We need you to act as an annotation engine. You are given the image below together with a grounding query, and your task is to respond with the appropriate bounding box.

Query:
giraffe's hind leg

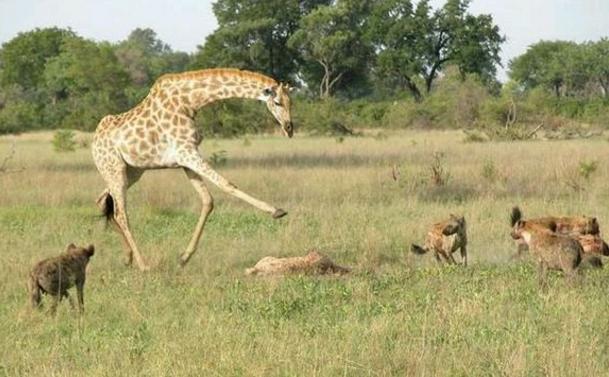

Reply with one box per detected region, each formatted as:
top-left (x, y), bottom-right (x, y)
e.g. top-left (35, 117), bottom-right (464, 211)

top-left (97, 168), bottom-right (144, 267)
top-left (97, 162), bottom-right (149, 271)
top-left (179, 168), bottom-right (214, 266)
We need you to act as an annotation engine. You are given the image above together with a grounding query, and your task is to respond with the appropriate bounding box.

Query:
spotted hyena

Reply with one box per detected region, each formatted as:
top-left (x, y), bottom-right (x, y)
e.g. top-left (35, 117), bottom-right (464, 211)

top-left (510, 206), bottom-right (606, 265)
top-left (410, 214), bottom-right (467, 266)
top-left (27, 243), bottom-right (95, 314)
top-left (511, 220), bottom-right (581, 288)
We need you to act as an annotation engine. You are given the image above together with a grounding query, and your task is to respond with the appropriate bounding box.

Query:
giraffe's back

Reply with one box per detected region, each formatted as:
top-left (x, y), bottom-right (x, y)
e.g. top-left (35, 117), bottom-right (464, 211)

top-left (92, 101), bottom-right (199, 170)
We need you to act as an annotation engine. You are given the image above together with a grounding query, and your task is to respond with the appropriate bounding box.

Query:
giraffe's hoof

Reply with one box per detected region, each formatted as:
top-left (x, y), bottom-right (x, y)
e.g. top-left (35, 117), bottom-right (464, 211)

top-left (178, 257), bottom-right (189, 268)
top-left (136, 263), bottom-right (151, 272)
top-left (272, 209), bottom-right (287, 219)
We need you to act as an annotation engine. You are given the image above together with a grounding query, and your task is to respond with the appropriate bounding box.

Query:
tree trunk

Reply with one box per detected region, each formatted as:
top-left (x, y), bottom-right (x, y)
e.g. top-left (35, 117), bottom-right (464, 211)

top-left (319, 60), bottom-right (333, 99)
top-left (599, 78), bottom-right (608, 98)
top-left (404, 76), bottom-right (423, 102)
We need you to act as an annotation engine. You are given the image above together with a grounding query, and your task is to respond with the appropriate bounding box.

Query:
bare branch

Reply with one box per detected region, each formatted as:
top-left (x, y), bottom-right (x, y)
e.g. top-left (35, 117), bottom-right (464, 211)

top-left (526, 122), bottom-right (544, 139)
top-left (0, 142), bottom-right (24, 174)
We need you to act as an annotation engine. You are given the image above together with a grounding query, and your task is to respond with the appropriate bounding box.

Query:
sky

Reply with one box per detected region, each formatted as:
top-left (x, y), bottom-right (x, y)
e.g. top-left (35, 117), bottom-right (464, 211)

top-left (1, 0), bottom-right (608, 82)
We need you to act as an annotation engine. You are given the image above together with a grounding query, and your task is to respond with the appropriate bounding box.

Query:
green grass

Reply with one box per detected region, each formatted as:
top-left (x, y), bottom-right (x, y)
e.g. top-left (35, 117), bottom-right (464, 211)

top-left (2, 130), bottom-right (609, 375)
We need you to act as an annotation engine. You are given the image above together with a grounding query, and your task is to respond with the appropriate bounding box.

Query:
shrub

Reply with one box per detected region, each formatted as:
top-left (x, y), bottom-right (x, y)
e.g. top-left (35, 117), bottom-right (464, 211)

top-left (52, 129), bottom-right (77, 152)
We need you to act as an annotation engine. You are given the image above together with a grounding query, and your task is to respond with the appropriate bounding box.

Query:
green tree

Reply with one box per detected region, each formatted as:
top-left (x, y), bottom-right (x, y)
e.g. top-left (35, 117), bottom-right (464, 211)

top-left (0, 27), bottom-right (75, 88)
top-left (508, 41), bottom-right (576, 97)
top-left (368, 0), bottom-right (503, 102)
top-left (192, 0), bottom-right (330, 81)
top-left (115, 28), bottom-right (189, 86)
top-left (288, 0), bottom-right (372, 98)
top-left (43, 37), bottom-right (130, 129)
top-left (587, 39), bottom-right (609, 97)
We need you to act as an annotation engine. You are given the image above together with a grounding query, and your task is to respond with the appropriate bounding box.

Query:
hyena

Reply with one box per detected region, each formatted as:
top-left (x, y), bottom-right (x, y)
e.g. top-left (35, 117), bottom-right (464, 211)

top-left (411, 214), bottom-right (467, 266)
top-left (27, 243), bottom-right (95, 314)
top-left (245, 250), bottom-right (351, 276)
top-left (510, 220), bottom-right (582, 288)
top-left (510, 206), bottom-right (607, 264)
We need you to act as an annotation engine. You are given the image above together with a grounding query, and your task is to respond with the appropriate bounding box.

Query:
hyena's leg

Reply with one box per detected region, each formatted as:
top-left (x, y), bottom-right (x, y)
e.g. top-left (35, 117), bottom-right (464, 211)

top-left (565, 267), bottom-right (579, 287)
top-left (63, 291), bottom-right (75, 310)
top-left (27, 275), bottom-right (42, 309)
top-left (176, 149), bottom-right (286, 219)
top-left (49, 293), bottom-right (61, 315)
top-left (433, 250), bottom-right (443, 264)
top-left (437, 249), bottom-right (456, 264)
top-left (537, 262), bottom-right (548, 291)
top-left (76, 282), bottom-right (85, 313)
top-left (445, 251), bottom-right (458, 265)
top-left (460, 245), bottom-right (468, 267)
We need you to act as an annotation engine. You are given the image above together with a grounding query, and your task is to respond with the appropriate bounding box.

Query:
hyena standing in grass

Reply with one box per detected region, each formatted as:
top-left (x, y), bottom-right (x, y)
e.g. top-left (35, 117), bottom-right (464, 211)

top-left (27, 244), bottom-right (95, 314)
top-left (411, 214), bottom-right (467, 266)
top-left (510, 220), bottom-right (582, 288)
top-left (510, 206), bottom-right (608, 266)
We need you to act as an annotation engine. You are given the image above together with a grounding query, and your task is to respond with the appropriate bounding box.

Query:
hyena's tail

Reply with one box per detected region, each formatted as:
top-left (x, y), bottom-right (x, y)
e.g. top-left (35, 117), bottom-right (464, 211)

top-left (27, 273), bottom-right (41, 309)
top-left (410, 244), bottom-right (428, 255)
top-left (510, 206), bottom-right (523, 227)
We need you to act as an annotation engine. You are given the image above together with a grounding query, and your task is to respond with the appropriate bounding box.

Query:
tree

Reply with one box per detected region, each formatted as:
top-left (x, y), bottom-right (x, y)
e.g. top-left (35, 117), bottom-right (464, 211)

top-left (508, 41), bottom-right (577, 97)
top-left (288, 0), bottom-right (372, 98)
top-left (368, 0), bottom-right (504, 101)
top-left (192, 0), bottom-right (330, 81)
top-left (0, 27), bottom-right (76, 88)
top-left (115, 28), bottom-right (189, 87)
top-left (587, 39), bottom-right (609, 97)
top-left (43, 38), bottom-right (130, 129)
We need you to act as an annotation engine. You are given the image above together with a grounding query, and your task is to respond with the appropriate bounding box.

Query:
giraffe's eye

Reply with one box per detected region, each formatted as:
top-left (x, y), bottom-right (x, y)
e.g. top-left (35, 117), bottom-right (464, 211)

top-left (274, 100), bottom-right (282, 107)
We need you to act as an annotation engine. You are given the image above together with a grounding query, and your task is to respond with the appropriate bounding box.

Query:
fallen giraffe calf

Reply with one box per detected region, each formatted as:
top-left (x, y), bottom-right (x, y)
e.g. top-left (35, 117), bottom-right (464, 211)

top-left (245, 250), bottom-right (351, 276)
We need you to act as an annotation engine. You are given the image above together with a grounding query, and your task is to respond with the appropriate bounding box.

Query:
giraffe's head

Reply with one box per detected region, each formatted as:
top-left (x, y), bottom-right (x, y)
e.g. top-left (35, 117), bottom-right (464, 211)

top-left (261, 83), bottom-right (293, 138)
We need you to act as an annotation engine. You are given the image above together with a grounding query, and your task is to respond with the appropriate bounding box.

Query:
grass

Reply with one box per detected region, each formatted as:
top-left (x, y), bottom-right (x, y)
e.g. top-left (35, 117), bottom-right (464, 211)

top-left (2, 130), bottom-right (609, 375)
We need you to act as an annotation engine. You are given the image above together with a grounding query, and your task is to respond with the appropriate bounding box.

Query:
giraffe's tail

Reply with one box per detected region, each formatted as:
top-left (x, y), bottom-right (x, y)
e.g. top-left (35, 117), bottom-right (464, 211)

top-left (99, 192), bottom-right (115, 223)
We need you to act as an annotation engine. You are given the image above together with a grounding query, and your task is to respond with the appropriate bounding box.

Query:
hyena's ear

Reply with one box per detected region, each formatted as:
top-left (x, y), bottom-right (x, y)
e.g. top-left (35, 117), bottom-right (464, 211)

top-left (66, 243), bottom-right (77, 252)
top-left (591, 217), bottom-right (600, 233)
top-left (548, 221), bottom-right (558, 233)
top-left (86, 245), bottom-right (95, 257)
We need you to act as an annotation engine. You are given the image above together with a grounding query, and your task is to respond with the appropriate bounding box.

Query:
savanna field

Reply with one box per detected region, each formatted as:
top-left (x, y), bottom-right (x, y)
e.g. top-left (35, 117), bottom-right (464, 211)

top-left (3, 130), bottom-right (609, 376)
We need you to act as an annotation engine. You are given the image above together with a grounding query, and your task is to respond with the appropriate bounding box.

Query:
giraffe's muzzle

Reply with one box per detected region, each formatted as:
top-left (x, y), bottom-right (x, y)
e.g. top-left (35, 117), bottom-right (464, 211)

top-left (283, 122), bottom-right (294, 138)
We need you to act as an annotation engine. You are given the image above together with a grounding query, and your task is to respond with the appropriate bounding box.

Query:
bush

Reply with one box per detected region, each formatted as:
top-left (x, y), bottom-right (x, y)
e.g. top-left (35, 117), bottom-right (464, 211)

top-left (52, 129), bottom-right (77, 152)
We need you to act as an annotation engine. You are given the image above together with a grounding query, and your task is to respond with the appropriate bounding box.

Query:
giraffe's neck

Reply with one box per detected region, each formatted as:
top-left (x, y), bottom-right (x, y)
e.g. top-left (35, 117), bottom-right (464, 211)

top-left (149, 69), bottom-right (276, 117)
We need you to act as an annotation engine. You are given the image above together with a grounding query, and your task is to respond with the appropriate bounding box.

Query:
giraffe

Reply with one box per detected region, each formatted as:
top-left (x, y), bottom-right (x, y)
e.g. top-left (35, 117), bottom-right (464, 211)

top-left (91, 68), bottom-right (294, 271)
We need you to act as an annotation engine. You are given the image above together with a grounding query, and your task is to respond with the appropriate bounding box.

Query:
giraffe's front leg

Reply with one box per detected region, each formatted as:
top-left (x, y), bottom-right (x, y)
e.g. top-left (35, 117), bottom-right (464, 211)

top-left (177, 150), bottom-right (287, 219)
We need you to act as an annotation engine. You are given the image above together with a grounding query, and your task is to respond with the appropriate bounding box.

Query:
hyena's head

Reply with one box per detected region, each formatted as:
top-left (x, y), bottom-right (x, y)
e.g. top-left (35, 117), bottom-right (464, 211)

top-left (510, 220), bottom-right (552, 243)
top-left (443, 215), bottom-right (466, 236)
top-left (558, 216), bottom-right (600, 236)
top-left (576, 234), bottom-right (609, 256)
top-left (66, 243), bottom-right (95, 259)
